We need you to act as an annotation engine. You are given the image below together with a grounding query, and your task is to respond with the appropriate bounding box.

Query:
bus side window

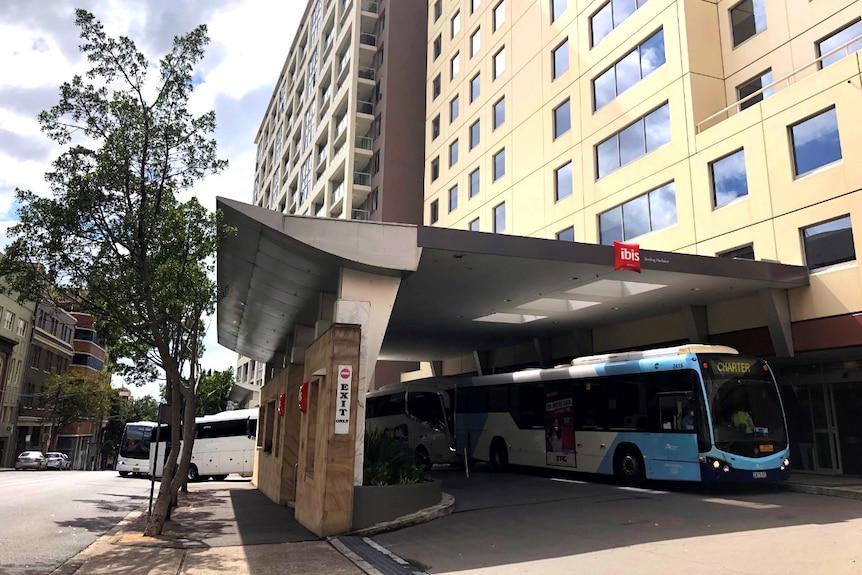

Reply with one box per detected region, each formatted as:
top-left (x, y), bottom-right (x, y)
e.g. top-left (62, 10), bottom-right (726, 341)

top-left (512, 383), bottom-right (543, 428)
top-left (407, 391), bottom-right (442, 425)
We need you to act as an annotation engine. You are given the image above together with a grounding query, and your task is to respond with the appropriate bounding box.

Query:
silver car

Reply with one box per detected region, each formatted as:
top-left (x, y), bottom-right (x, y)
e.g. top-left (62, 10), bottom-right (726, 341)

top-left (46, 452), bottom-right (70, 470)
top-left (15, 451), bottom-right (48, 470)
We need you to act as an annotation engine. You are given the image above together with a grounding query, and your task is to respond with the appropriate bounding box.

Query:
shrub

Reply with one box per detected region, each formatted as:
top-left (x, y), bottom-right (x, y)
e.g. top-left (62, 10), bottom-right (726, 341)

top-left (363, 427), bottom-right (427, 486)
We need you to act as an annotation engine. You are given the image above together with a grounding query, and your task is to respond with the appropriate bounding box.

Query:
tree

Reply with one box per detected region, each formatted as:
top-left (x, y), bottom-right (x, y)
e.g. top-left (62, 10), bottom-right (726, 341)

top-left (43, 371), bottom-right (113, 450)
top-left (196, 368), bottom-right (235, 416)
top-left (0, 10), bottom-right (227, 536)
top-left (102, 393), bottom-right (160, 466)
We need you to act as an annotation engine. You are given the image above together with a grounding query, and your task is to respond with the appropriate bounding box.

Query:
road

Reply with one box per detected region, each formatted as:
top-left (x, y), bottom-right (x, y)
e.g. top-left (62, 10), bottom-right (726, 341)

top-left (0, 469), bottom-right (153, 575)
top-left (370, 467), bottom-right (862, 574)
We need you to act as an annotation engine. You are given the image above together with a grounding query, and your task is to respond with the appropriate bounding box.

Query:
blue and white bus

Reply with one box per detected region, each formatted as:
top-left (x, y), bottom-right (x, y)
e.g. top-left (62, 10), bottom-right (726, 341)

top-left (455, 344), bottom-right (791, 483)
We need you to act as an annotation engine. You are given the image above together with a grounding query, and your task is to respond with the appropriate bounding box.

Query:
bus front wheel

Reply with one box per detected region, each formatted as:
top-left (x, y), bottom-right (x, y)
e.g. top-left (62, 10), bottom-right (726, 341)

top-left (415, 446), bottom-right (431, 470)
top-left (187, 464), bottom-right (200, 483)
top-left (614, 445), bottom-right (645, 485)
top-left (118, 471), bottom-right (129, 477)
top-left (489, 438), bottom-right (509, 472)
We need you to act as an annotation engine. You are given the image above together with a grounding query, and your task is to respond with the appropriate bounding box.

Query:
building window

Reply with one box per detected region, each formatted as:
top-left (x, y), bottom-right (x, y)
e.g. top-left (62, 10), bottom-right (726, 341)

top-left (432, 74), bottom-right (441, 99)
top-left (432, 115), bottom-right (440, 140)
top-left (450, 95), bottom-right (460, 122)
top-left (470, 217), bottom-right (481, 231)
top-left (556, 226), bottom-right (575, 241)
top-left (710, 149), bottom-right (748, 209)
top-left (730, 0), bottom-right (767, 48)
top-left (790, 107), bottom-right (841, 177)
top-left (493, 97), bottom-right (505, 129)
top-left (596, 102), bottom-right (670, 179)
top-left (493, 148), bottom-right (505, 180)
top-left (451, 52), bottom-right (461, 79)
top-left (449, 185), bottom-right (459, 212)
top-left (817, 20), bottom-right (862, 69)
top-left (433, 34), bottom-right (442, 60)
top-left (3, 310), bottom-right (13, 331)
top-left (449, 139), bottom-right (459, 166)
top-left (736, 69), bottom-right (773, 111)
top-left (472, 0), bottom-right (481, 14)
top-left (15, 318), bottom-right (26, 337)
top-left (470, 168), bottom-right (481, 197)
top-left (719, 244), bottom-right (755, 260)
top-left (430, 199), bottom-right (439, 224)
top-left (591, 0), bottom-right (649, 47)
top-left (493, 0), bottom-right (505, 31)
top-left (553, 99), bottom-right (571, 139)
top-left (452, 10), bottom-right (461, 38)
top-left (552, 39), bottom-right (569, 80)
top-left (803, 215), bottom-right (855, 270)
top-left (434, 0), bottom-right (442, 21)
top-left (493, 47), bottom-right (506, 79)
top-left (431, 156), bottom-right (440, 181)
top-left (552, 0), bottom-right (567, 22)
top-left (471, 28), bottom-right (481, 58)
top-left (470, 73), bottom-right (481, 102)
top-left (494, 202), bottom-right (506, 233)
top-left (554, 161), bottom-right (573, 201)
top-left (470, 120), bottom-right (481, 149)
top-left (599, 181), bottom-right (677, 245)
top-left (592, 29), bottom-right (665, 111)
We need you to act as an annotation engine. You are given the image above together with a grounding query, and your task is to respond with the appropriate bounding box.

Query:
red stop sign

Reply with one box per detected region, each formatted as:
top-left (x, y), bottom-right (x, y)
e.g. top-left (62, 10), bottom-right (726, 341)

top-left (340, 367), bottom-right (351, 379)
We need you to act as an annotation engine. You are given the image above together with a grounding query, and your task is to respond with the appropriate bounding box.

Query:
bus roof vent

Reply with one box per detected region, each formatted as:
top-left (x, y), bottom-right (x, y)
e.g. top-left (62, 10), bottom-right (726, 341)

top-left (570, 344), bottom-right (739, 366)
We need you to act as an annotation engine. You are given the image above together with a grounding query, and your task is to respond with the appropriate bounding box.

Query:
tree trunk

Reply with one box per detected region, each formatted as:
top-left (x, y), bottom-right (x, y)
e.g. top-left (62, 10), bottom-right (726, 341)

top-left (144, 486), bottom-right (173, 536)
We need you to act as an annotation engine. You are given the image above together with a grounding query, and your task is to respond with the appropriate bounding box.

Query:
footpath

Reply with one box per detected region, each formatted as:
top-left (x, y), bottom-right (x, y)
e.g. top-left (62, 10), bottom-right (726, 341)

top-left (3, 468), bottom-right (862, 575)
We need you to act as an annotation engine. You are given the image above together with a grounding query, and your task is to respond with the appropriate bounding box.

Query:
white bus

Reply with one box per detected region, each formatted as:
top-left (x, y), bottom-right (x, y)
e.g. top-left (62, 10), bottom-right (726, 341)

top-left (187, 408), bottom-right (258, 482)
top-left (116, 421), bottom-right (157, 477)
top-left (366, 379), bottom-right (459, 468)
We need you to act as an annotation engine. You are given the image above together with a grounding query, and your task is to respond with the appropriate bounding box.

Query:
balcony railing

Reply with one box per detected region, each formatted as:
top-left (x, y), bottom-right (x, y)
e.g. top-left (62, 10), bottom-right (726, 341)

top-left (358, 66), bottom-right (375, 81)
top-left (361, 0), bottom-right (379, 14)
top-left (336, 116), bottom-right (348, 138)
top-left (339, 49), bottom-right (352, 74)
top-left (696, 34), bottom-right (862, 134)
top-left (318, 146), bottom-right (329, 165)
top-left (315, 204), bottom-right (326, 217)
top-left (359, 33), bottom-right (377, 47)
top-left (352, 209), bottom-right (371, 220)
top-left (332, 182), bottom-right (345, 204)
top-left (354, 171), bottom-right (372, 186)
top-left (355, 136), bottom-right (373, 150)
top-left (357, 100), bottom-right (374, 115)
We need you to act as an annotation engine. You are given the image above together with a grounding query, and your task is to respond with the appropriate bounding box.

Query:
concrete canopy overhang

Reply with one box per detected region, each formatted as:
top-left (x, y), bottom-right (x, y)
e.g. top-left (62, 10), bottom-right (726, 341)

top-left (217, 198), bottom-right (810, 364)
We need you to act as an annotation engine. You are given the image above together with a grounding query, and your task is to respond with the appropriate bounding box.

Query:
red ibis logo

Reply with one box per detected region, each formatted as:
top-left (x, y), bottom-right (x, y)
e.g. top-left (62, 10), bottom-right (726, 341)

top-left (614, 241), bottom-right (641, 273)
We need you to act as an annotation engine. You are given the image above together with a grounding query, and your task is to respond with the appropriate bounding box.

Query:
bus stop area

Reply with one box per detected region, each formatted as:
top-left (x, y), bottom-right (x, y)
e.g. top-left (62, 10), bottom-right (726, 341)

top-left (14, 468), bottom-right (862, 575)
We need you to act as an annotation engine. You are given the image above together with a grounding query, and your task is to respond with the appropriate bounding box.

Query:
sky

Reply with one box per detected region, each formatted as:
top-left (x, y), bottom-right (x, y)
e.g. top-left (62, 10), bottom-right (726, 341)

top-left (0, 0), bottom-right (304, 399)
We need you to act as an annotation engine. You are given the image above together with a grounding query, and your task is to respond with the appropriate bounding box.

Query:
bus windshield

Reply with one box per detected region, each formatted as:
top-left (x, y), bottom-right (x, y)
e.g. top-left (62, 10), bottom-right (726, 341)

top-left (119, 423), bottom-right (154, 459)
top-left (700, 355), bottom-right (788, 457)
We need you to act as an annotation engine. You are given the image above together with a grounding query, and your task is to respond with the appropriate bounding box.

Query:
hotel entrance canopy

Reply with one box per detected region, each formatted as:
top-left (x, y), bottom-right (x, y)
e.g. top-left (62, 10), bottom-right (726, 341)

top-left (216, 198), bottom-right (809, 365)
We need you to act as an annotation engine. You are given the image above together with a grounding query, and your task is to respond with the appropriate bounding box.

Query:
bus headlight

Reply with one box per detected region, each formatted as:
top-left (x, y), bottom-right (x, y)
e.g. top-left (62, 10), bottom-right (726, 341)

top-left (722, 465), bottom-right (731, 473)
top-left (781, 458), bottom-right (790, 471)
top-left (713, 460), bottom-right (720, 469)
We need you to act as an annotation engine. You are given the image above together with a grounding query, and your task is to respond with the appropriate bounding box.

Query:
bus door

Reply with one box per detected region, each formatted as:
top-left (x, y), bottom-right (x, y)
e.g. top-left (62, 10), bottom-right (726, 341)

top-left (643, 388), bottom-right (701, 481)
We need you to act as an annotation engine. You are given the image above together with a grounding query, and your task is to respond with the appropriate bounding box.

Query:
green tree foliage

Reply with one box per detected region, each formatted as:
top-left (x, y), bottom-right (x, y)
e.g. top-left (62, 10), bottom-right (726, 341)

top-left (195, 368), bottom-right (234, 416)
top-left (0, 10), bottom-right (227, 536)
top-left (43, 371), bottom-right (113, 448)
top-left (102, 393), bottom-right (160, 466)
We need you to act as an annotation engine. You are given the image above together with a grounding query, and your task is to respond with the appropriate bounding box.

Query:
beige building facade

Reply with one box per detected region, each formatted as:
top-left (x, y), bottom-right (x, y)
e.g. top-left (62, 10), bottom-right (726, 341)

top-left (423, 0), bottom-right (862, 475)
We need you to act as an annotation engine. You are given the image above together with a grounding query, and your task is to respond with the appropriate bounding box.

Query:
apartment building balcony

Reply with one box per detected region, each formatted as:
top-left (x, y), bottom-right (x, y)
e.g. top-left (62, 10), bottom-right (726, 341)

top-left (355, 135), bottom-right (373, 151)
top-left (331, 180), bottom-right (345, 208)
top-left (354, 171), bottom-right (371, 188)
top-left (356, 100), bottom-right (374, 116)
top-left (352, 209), bottom-right (370, 221)
top-left (319, 85), bottom-right (332, 117)
top-left (360, 0), bottom-right (378, 15)
top-left (359, 33), bottom-right (376, 48)
top-left (696, 33), bottom-right (862, 134)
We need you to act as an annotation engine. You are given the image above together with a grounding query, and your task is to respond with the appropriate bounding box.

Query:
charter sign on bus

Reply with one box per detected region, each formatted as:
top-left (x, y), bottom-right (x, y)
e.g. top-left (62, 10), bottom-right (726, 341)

top-left (613, 241), bottom-right (641, 273)
top-left (335, 365), bottom-right (352, 435)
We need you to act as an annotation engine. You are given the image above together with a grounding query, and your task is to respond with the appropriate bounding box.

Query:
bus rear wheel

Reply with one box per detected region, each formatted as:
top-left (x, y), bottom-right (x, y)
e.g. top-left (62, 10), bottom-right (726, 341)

top-left (614, 446), bottom-right (645, 485)
top-left (187, 464), bottom-right (200, 483)
top-left (489, 438), bottom-right (509, 472)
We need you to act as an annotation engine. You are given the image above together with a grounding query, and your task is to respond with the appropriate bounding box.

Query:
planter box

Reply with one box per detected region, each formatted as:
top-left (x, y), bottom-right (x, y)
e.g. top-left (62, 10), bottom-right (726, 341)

top-left (352, 479), bottom-right (442, 531)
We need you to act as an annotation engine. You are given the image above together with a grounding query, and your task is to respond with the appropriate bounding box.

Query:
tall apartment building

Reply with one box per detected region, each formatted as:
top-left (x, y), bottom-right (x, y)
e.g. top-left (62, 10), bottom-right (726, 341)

top-left (235, 0), bottom-right (428, 401)
top-left (0, 291), bottom-right (35, 467)
top-left (424, 0), bottom-right (862, 475)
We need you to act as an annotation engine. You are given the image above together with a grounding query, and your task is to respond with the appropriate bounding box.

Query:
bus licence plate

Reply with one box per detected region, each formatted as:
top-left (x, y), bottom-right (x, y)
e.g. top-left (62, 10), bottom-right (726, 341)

top-left (132, 467), bottom-right (140, 472)
top-left (760, 444), bottom-right (774, 453)
top-left (753, 471), bottom-right (767, 479)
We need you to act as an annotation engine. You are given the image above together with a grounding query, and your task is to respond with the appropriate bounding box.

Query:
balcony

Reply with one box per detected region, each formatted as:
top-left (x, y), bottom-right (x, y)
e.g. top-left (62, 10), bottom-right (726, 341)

top-left (354, 171), bottom-right (372, 187)
top-left (352, 209), bottom-right (370, 220)
top-left (359, 33), bottom-right (377, 48)
top-left (331, 181), bottom-right (345, 204)
top-left (357, 100), bottom-right (374, 116)
top-left (696, 33), bottom-right (862, 133)
top-left (355, 136), bottom-right (373, 150)
top-left (358, 66), bottom-right (375, 82)
top-left (360, 0), bottom-right (379, 14)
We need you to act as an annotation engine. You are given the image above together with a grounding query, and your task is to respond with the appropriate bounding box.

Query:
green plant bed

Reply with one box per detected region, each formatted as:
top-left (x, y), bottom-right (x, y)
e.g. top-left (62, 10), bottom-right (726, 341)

top-left (362, 427), bottom-right (427, 486)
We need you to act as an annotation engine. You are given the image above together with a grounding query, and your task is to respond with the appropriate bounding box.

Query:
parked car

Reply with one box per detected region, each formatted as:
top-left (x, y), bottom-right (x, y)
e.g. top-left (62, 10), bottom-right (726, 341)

top-left (46, 452), bottom-right (70, 470)
top-left (15, 451), bottom-right (48, 470)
